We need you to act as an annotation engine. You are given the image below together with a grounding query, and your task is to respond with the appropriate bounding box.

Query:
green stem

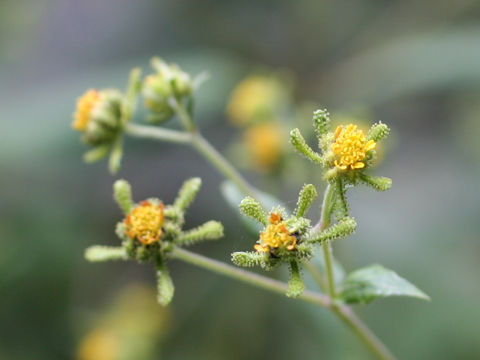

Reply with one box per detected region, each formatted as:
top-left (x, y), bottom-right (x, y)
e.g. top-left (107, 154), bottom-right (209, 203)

top-left (125, 109), bottom-right (394, 360)
top-left (169, 96), bottom-right (196, 131)
top-left (319, 183), bottom-right (337, 298)
top-left (125, 123), bottom-right (192, 144)
top-left (170, 247), bottom-right (331, 308)
top-left (190, 131), bottom-right (257, 199)
top-left (333, 305), bottom-right (396, 360)
top-left (171, 247), bottom-right (395, 360)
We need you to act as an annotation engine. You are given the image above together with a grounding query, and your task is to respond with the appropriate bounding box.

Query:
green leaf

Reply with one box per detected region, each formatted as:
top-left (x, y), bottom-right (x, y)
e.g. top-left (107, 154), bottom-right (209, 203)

top-left (340, 264), bottom-right (430, 304)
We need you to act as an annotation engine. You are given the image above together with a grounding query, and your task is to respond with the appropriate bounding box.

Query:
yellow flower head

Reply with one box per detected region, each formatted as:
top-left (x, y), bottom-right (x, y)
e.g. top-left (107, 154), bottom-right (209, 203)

top-left (227, 76), bottom-right (279, 127)
top-left (76, 327), bottom-right (119, 360)
top-left (254, 212), bottom-right (297, 252)
top-left (72, 89), bottom-right (102, 131)
top-left (244, 123), bottom-right (284, 171)
top-left (124, 201), bottom-right (164, 245)
top-left (331, 124), bottom-right (376, 170)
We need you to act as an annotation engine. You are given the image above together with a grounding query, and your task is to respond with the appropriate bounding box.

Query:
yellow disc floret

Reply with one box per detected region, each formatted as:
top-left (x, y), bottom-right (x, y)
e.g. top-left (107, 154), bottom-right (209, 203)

top-left (254, 212), bottom-right (297, 252)
top-left (124, 201), bottom-right (164, 245)
top-left (331, 124), bottom-right (376, 170)
top-left (72, 89), bottom-right (101, 131)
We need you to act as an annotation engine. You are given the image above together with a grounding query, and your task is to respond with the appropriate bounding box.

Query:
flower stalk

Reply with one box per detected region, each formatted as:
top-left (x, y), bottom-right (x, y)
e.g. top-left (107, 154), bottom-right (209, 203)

top-left (74, 60), bottom-right (416, 360)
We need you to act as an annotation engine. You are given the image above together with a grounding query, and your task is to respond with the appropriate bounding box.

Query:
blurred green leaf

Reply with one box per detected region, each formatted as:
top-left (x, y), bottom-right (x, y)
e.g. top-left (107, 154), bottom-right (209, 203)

top-left (323, 27), bottom-right (480, 105)
top-left (340, 264), bottom-right (430, 304)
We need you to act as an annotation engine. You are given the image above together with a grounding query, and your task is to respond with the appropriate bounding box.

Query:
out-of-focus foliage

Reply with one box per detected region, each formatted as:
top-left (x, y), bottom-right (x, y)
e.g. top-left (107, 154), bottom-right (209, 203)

top-left (76, 284), bottom-right (170, 360)
top-left (2, 0), bottom-right (480, 359)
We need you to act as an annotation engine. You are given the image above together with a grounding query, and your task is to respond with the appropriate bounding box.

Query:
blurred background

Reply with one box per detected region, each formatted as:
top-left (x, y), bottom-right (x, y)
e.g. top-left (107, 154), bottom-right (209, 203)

top-left (1, 0), bottom-right (480, 359)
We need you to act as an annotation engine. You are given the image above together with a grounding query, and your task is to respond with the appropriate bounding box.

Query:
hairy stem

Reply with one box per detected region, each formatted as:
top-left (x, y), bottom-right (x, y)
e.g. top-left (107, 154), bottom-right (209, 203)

top-left (319, 184), bottom-right (337, 298)
top-left (170, 247), bottom-right (330, 308)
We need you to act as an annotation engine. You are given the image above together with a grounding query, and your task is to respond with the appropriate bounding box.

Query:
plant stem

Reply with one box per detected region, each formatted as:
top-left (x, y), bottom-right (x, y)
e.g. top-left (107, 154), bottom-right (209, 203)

top-left (125, 123), bottom-right (192, 144)
top-left (169, 97), bottom-right (196, 131)
top-left (125, 125), bottom-right (257, 199)
top-left (333, 305), bottom-right (396, 360)
top-left (319, 184), bottom-right (337, 298)
top-left (190, 131), bottom-right (257, 199)
top-left (170, 247), bottom-right (331, 308)
top-left (125, 110), bottom-right (395, 360)
top-left (171, 247), bottom-right (395, 360)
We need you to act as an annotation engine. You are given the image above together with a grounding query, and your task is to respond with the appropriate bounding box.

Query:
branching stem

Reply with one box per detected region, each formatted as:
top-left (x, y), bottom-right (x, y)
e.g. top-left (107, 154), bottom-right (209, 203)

top-left (124, 104), bottom-right (395, 360)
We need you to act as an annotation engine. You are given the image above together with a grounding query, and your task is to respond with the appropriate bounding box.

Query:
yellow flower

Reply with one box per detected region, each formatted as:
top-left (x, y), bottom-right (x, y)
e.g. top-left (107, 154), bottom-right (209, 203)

top-left (72, 89), bottom-right (101, 131)
top-left (331, 124), bottom-right (376, 170)
top-left (124, 201), bottom-right (164, 245)
top-left (76, 327), bottom-right (119, 360)
top-left (227, 76), bottom-right (278, 126)
top-left (254, 212), bottom-right (296, 252)
top-left (244, 123), bottom-right (283, 171)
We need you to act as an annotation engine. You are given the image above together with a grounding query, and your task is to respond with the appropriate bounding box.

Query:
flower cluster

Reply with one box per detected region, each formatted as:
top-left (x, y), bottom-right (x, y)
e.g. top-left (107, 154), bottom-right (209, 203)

top-left (85, 178), bottom-right (224, 305)
top-left (290, 109), bottom-right (392, 194)
top-left (72, 58), bottom-right (193, 174)
top-left (231, 182), bottom-right (358, 297)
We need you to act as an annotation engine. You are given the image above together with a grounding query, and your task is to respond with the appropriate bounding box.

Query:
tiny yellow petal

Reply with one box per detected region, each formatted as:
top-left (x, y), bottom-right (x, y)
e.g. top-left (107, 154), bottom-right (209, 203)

top-left (334, 125), bottom-right (342, 139)
top-left (353, 162), bottom-right (365, 169)
top-left (254, 244), bottom-right (269, 252)
top-left (366, 140), bottom-right (376, 151)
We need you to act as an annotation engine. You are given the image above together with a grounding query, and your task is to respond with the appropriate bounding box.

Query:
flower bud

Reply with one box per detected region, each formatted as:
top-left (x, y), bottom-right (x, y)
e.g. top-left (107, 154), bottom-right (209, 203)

top-left (72, 89), bottom-right (124, 146)
top-left (142, 58), bottom-right (193, 123)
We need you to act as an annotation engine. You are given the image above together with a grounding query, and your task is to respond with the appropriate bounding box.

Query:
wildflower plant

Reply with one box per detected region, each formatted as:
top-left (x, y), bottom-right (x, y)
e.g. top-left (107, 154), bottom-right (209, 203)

top-left (85, 178), bottom-right (224, 305)
top-left (75, 57), bottom-right (430, 360)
